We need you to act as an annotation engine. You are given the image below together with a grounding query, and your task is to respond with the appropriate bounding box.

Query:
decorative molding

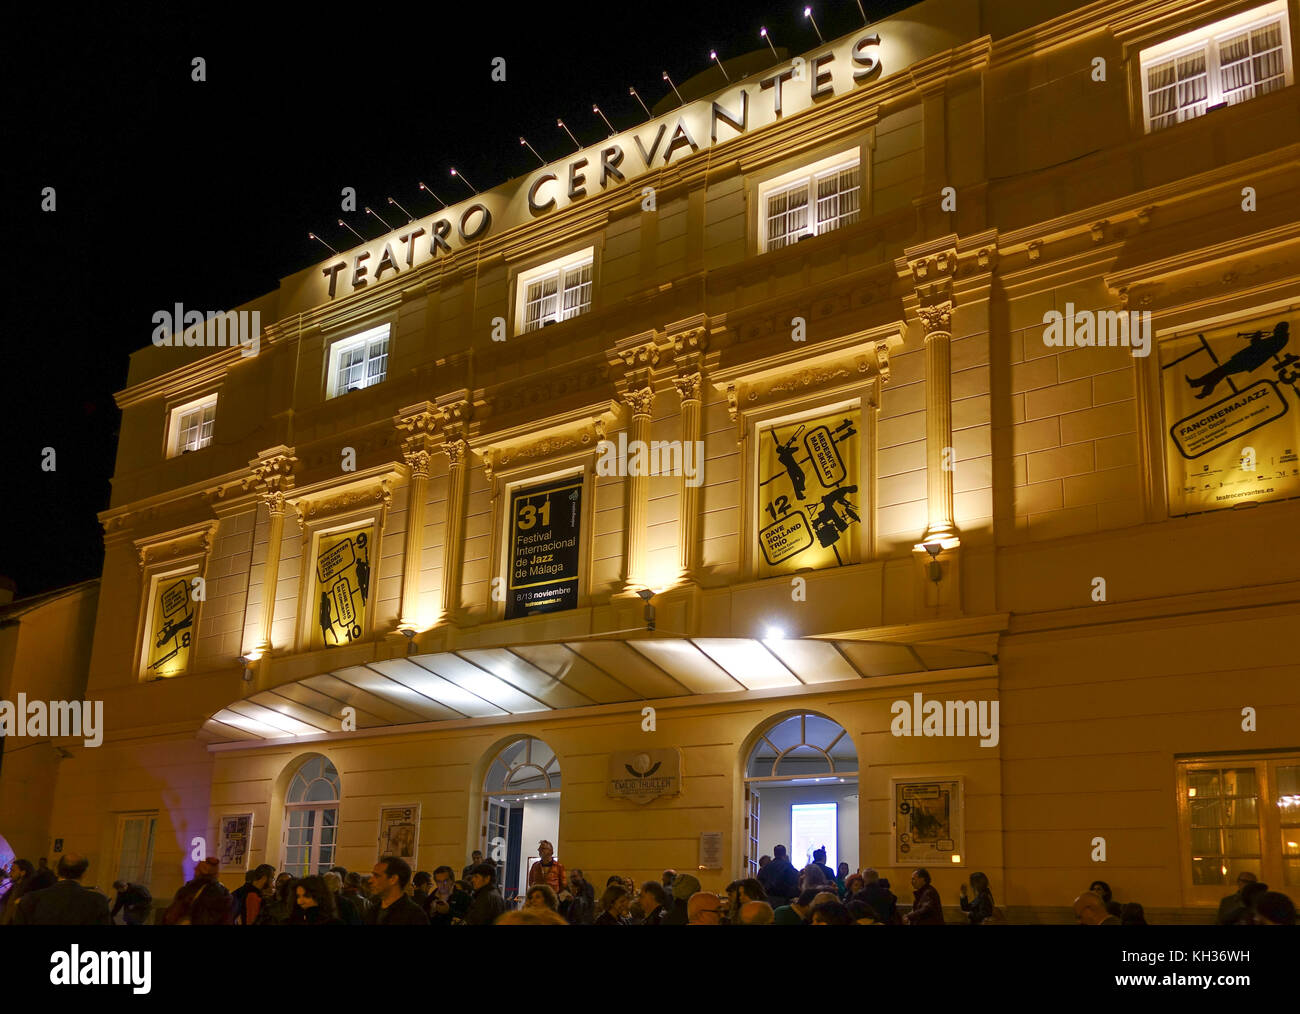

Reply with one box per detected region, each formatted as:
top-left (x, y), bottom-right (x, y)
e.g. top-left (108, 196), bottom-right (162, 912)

top-left (134, 521), bottom-right (219, 572)
top-left (294, 480), bottom-right (393, 522)
top-left (874, 340), bottom-right (891, 384)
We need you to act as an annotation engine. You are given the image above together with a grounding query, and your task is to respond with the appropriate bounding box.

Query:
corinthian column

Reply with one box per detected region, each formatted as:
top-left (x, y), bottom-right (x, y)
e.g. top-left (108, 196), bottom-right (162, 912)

top-left (435, 393), bottom-right (473, 626)
top-left (919, 301), bottom-right (958, 548)
top-left (621, 386), bottom-right (655, 591)
top-left (395, 403), bottom-right (439, 631)
top-left (674, 372), bottom-right (702, 584)
top-left (246, 446), bottom-right (297, 654)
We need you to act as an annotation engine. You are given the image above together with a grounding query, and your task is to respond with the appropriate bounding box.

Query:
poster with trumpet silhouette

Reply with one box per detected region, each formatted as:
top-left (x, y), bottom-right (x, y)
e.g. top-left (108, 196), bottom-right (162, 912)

top-left (892, 778), bottom-right (963, 866)
top-left (145, 570), bottom-right (197, 676)
top-left (1160, 311), bottom-right (1300, 515)
top-left (311, 524), bottom-right (373, 649)
top-left (756, 407), bottom-right (861, 577)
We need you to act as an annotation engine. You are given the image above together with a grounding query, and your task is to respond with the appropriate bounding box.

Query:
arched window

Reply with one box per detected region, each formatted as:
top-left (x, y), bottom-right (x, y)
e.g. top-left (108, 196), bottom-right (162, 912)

top-left (283, 755), bottom-right (341, 877)
top-left (484, 737), bottom-right (561, 793)
top-left (746, 711), bottom-right (858, 781)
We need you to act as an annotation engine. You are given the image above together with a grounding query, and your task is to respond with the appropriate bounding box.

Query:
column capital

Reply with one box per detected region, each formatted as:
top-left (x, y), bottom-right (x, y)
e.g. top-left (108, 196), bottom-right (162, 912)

top-left (916, 300), bottom-right (954, 338)
top-left (619, 386), bottom-right (656, 420)
top-left (673, 371), bottom-right (703, 404)
top-left (395, 401), bottom-right (441, 463)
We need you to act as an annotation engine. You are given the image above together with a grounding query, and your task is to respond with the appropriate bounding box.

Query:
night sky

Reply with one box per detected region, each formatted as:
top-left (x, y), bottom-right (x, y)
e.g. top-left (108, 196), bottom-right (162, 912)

top-left (5, 1), bottom-right (916, 599)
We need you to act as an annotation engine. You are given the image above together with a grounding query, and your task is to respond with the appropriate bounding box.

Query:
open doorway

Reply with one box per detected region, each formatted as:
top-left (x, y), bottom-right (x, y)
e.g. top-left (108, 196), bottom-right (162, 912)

top-left (482, 737), bottom-right (561, 906)
top-left (744, 712), bottom-right (859, 876)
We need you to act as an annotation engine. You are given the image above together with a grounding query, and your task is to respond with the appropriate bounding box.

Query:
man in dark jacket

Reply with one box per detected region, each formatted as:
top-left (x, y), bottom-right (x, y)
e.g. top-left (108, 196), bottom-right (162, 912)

top-left (428, 866), bottom-right (472, 925)
top-left (164, 857), bottom-right (233, 925)
top-left (14, 854), bottom-right (112, 926)
top-left (366, 856), bottom-right (429, 925)
top-left (111, 880), bottom-right (153, 925)
top-left (857, 868), bottom-right (897, 923)
top-left (465, 862), bottom-right (507, 925)
top-left (756, 845), bottom-right (800, 908)
top-left (904, 868), bottom-right (944, 924)
top-left (231, 864), bottom-right (275, 925)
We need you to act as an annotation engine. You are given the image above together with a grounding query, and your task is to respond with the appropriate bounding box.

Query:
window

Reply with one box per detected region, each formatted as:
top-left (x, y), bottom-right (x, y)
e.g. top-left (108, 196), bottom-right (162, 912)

top-left (166, 394), bottom-right (216, 457)
top-left (1140, 1), bottom-right (1293, 133)
top-left (326, 323), bottom-right (390, 398)
top-left (1179, 753), bottom-right (1300, 901)
top-left (116, 815), bottom-right (157, 885)
top-left (514, 249), bottom-right (593, 334)
top-left (759, 151), bottom-right (861, 252)
top-left (282, 755), bottom-right (341, 877)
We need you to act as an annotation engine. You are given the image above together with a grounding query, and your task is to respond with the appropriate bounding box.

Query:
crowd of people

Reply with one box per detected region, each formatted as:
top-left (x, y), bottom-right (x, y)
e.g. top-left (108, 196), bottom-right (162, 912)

top-left (1, 842), bottom-right (1294, 926)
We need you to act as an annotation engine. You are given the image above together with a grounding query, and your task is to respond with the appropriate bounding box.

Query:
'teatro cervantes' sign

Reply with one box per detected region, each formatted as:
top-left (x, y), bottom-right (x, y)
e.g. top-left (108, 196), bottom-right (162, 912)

top-left (315, 30), bottom-right (887, 301)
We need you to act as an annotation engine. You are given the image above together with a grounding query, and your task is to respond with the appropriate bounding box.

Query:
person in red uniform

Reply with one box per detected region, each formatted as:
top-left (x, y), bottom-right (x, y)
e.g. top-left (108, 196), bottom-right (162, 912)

top-left (526, 840), bottom-right (566, 894)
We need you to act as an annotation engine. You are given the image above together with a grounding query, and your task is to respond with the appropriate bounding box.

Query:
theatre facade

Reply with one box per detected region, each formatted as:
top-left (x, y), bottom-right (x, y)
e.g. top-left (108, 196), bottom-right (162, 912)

top-left (25, 0), bottom-right (1300, 921)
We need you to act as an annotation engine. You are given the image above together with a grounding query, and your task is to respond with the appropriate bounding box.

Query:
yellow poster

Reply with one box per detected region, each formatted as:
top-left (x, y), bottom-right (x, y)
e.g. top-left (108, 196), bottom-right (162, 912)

top-left (756, 407), bottom-right (861, 577)
top-left (145, 572), bottom-right (196, 677)
top-left (312, 524), bottom-right (373, 649)
top-left (1160, 310), bottom-right (1300, 515)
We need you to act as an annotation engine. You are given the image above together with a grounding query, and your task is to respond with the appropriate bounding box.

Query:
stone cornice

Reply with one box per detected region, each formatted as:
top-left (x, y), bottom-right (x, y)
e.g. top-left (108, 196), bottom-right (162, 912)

top-left (133, 520), bottom-right (219, 571)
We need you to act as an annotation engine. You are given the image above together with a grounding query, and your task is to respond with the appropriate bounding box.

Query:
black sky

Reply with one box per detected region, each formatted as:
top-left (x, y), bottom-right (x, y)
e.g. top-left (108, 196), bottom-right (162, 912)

top-left (3, 0), bottom-right (918, 598)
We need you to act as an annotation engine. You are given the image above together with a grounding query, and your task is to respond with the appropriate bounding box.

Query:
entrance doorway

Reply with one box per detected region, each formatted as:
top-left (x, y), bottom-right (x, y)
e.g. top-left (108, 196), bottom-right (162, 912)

top-left (482, 737), bottom-right (561, 906)
top-left (744, 712), bottom-right (859, 876)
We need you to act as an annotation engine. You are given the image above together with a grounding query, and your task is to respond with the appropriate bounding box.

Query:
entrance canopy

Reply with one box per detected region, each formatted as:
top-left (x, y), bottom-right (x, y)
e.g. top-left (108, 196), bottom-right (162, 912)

top-left (200, 637), bottom-right (993, 744)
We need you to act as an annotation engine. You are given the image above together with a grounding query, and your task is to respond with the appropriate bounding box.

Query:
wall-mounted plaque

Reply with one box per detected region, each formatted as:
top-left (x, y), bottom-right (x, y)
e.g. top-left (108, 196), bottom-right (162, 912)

top-left (608, 748), bottom-right (682, 805)
top-left (506, 477), bottom-right (582, 619)
top-left (311, 524), bottom-right (373, 649)
top-left (757, 407), bottom-right (861, 577)
top-left (1160, 310), bottom-right (1300, 515)
top-left (698, 831), bottom-right (724, 870)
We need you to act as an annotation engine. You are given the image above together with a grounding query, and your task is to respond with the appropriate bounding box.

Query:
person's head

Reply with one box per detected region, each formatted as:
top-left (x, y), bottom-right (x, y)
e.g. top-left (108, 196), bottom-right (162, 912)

top-left (794, 888), bottom-right (821, 910)
top-left (798, 864), bottom-right (828, 890)
top-left (525, 884), bottom-right (558, 910)
top-left (910, 868), bottom-right (931, 891)
top-left (861, 867), bottom-right (879, 885)
top-left (322, 872), bottom-right (342, 895)
top-left (295, 876), bottom-right (337, 918)
top-left (810, 899), bottom-right (853, 925)
top-left (738, 900), bottom-right (774, 925)
top-left (1253, 891), bottom-right (1296, 926)
top-left (970, 872), bottom-right (990, 895)
top-left (275, 877), bottom-right (296, 904)
top-left (370, 856), bottom-right (412, 899)
top-left (837, 862), bottom-right (850, 876)
top-left (112, 880), bottom-right (128, 892)
top-left (432, 866), bottom-right (455, 897)
top-left (249, 864), bottom-right (275, 890)
top-left (328, 866), bottom-right (347, 880)
top-left (470, 850), bottom-right (484, 864)
top-left (496, 907), bottom-right (569, 925)
top-left (638, 880), bottom-right (668, 915)
top-left (570, 868), bottom-right (586, 887)
top-left (758, 855), bottom-right (771, 868)
top-left (468, 862), bottom-right (496, 892)
top-left (846, 900), bottom-right (878, 924)
top-left (412, 871), bottom-right (432, 892)
top-left (686, 891), bottom-right (723, 924)
top-left (55, 854), bottom-right (90, 882)
top-left (661, 868), bottom-right (675, 887)
top-left (275, 872), bottom-right (292, 890)
top-left (1239, 881), bottom-right (1269, 910)
top-left (343, 871), bottom-right (365, 893)
top-left (1073, 891), bottom-right (1110, 925)
top-left (537, 840), bottom-right (554, 861)
top-left (812, 848), bottom-right (827, 865)
top-left (599, 884), bottom-right (630, 918)
top-left (1089, 880), bottom-right (1112, 904)
top-left (738, 878), bottom-right (767, 904)
top-left (773, 845), bottom-right (788, 860)
top-left (845, 874), bottom-right (865, 896)
top-left (11, 859), bottom-right (34, 882)
top-left (606, 874), bottom-right (623, 888)
top-left (1120, 902), bottom-right (1146, 925)
top-left (1234, 871), bottom-right (1258, 893)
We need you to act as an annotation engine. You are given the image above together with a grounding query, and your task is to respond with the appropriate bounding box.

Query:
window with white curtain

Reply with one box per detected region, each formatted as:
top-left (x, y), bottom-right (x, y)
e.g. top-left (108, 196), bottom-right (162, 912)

top-left (759, 151), bottom-right (861, 253)
top-left (515, 250), bottom-right (594, 334)
top-left (166, 394), bottom-right (217, 457)
top-left (1140, 2), bottom-right (1292, 133)
top-left (116, 814), bottom-right (158, 885)
top-left (326, 323), bottom-right (390, 398)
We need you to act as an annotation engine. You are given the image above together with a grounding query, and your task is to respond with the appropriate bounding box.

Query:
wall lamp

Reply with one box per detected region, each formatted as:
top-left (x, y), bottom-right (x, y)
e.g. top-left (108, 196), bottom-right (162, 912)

top-left (922, 542), bottom-right (944, 583)
top-left (636, 587), bottom-right (656, 631)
